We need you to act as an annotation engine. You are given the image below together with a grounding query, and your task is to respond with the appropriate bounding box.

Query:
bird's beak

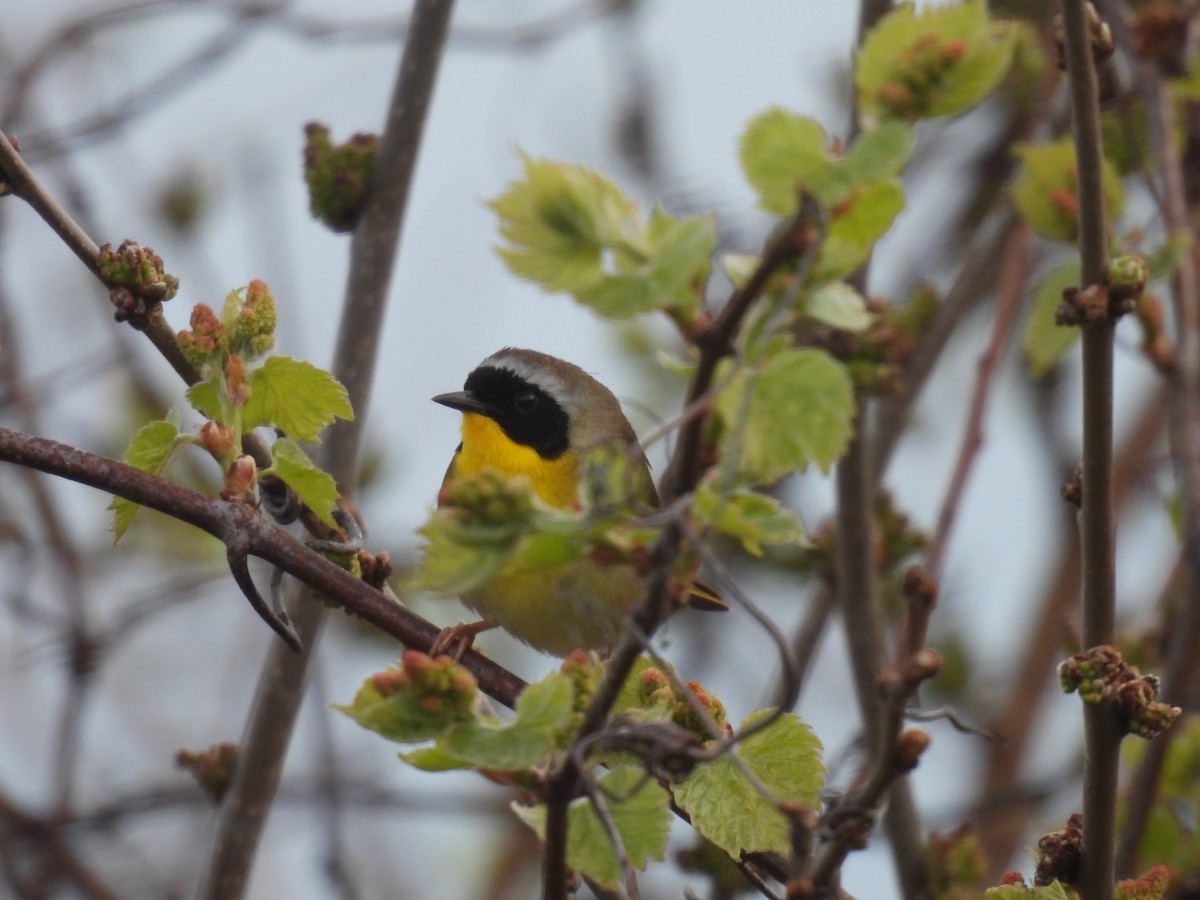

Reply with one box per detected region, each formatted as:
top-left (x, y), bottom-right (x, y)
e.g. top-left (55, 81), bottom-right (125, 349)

top-left (432, 390), bottom-right (495, 416)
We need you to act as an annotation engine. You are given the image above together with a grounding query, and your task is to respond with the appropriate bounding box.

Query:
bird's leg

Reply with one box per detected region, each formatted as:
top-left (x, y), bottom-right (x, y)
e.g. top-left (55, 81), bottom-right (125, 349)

top-left (429, 618), bottom-right (499, 661)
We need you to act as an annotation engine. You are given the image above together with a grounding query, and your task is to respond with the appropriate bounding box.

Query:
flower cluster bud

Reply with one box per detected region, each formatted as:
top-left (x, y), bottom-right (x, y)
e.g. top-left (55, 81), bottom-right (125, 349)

top-left (177, 303), bottom-right (228, 369)
top-left (97, 239), bottom-right (180, 304)
top-left (303, 122), bottom-right (379, 233)
top-left (1033, 812), bottom-right (1082, 887)
top-left (229, 279), bottom-right (277, 361)
top-left (369, 650), bottom-right (479, 719)
top-left (1058, 644), bottom-right (1181, 739)
top-left (439, 469), bottom-right (536, 526)
top-left (176, 742), bottom-right (239, 803)
top-left (875, 32), bottom-right (969, 120)
top-left (636, 667), bottom-right (728, 739)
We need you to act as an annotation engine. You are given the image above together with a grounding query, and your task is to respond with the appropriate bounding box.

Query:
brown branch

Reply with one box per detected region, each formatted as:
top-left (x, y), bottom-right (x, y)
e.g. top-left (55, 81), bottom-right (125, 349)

top-left (924, 224), bottom-right (1032, 581)
top-left (0, 426), bottom-right (527, 707)
top-left (1060, 3), bottom-right (1120, 897)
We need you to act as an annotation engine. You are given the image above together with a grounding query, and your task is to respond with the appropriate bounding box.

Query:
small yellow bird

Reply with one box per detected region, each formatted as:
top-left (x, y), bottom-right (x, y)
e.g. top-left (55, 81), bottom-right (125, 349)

top-left (432, 347), bottom-right (720, 657)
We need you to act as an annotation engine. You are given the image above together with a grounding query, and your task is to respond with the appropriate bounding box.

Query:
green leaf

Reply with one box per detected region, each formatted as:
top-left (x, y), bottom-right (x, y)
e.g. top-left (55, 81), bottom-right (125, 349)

top-left (1011, 136), bottom-right (1125, 243)
top-left (491, 154), bottom-right (632, 294)
top-left (856, 0), bottom-right (1018, 127)
top-left (242, 356), bottom-right (353, 443)
top-left (186, 379), bottom-right (222, 422)
top-left (575, 209), bottom-right (715, 318)
top-left (109, 418), bottom-right (181, 543)
top-left (514, 766), bottom-right (671, 891)
top-left (739, 108), bottom-right (912, 213)
top-left (813, 178), bottom-right (905, 283)
top-left (398, 745), bottom-right (472, 772)
top-left (264, 438), bottom-right (340, 527)
top-left (1022, 261), bottom-right (1080, 377)
top-left (985, 882), bottom-right (1072, 899)
top-left (439, 673), bottom-right (575, 771)
top-left (694, 481), bottom-right (808, 557)
top-left (804, 281), bottom-right (874, 331)
top-left (674, 710), bottom-right (824, 857)
top-left (715, 348), bottom-right (856, 481)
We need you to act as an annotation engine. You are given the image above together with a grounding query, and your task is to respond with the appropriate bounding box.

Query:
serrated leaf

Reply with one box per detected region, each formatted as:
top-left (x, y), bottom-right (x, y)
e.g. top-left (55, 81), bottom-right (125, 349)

top-left (186, 379), bottom-right (222, 422)
top-left (491, 154), bottom-right (632, 294)
top-left (716, 348), bottom-right (856, 481)
top-left (1011, 137), bottom-right (1125, 243)
top-left (986, 882), bottom-right (1072, 899)
top-left (440, 673), bottom-right (575, 771)
top-left (674, 710), bottom-right (824, 857)
top-left (813, 179), bottom-right (906, 282)
top-left (739, 109), bottom-right (913, 214)
top-left (514, 766), bottom-right (671, 891)
top-left (242, 356), bottom-right (353, 443)
top-left (856, 0), bottom-right (1018, 127)
top-left (265, 438), bottom-right (340, 527)
top-left (109, 418), bottom-right (181, 543)
top-left (805, 281), bottom-right (874, 331)
top-left (694, 481), bottom-right (808, 557)
top-left (1022, 261), bottom-right (1081, 377)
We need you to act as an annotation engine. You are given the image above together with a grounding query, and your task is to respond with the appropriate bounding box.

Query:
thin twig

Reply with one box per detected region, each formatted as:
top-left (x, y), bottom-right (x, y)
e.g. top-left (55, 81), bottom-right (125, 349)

top-left (925, 224), bottom-right (1032, 580)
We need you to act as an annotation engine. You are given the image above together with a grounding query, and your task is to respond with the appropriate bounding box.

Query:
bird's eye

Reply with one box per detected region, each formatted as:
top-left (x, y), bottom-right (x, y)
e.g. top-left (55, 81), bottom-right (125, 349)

top-left (513, 391), bottom-right (539, 414)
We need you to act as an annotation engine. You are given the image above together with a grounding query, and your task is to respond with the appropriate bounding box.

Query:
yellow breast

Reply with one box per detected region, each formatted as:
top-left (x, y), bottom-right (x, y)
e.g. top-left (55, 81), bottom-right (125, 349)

top-left (454, 412), bottom-right (580, 508)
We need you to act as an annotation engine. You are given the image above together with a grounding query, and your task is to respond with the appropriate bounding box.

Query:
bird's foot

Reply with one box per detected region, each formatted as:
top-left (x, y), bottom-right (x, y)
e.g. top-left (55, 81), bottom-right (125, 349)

top-left (430, 619), bottom-right (498, 661)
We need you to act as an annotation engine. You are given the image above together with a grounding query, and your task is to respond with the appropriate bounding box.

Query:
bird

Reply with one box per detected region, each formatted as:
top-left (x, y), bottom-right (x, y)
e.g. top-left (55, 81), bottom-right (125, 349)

top-left (431, 347), bottom-right (722, 657)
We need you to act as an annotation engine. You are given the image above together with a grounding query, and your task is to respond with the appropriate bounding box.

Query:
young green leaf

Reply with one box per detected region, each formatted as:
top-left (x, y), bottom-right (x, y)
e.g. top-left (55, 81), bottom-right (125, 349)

top-left (264, 438), bottom-right (340, 527)
top-left (398, 745), bottom-right (472, 772)
top-left (804, 281), bottom-right (874, 332)
top-left (514, 766), bottom-right (671, 891)
top-left (693, 481), bottom-right (808, 557)
top-left (185, 379), bottom-right (222, 423)
top-left (490, 154), bottom-right (714, 319)
top-left (856, 0), bottom-right (1018, 127)
top-left (1011, 137), bottom-right (1125, 243)
top-left (673, 710), bottom-right (824, 857)
top-left (242, 356), bottom-right (353, 443)
top-left (715, 348), bottom-right (856, 481)
top-left (1022, 261), bottom-right (1081, 377)
top-left (812, 179), bottom-right (906, 283)
top-left (439, 672), bottom-right (575, 771)
top-left (109, 418), bottom-right (181, 543)
top-left (739, 108), bottom-right (912, 214)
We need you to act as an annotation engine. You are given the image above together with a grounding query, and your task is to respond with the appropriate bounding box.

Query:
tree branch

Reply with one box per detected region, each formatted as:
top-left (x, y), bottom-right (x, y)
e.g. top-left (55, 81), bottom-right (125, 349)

top-left (1060, 2), bottom-right (1119, 896)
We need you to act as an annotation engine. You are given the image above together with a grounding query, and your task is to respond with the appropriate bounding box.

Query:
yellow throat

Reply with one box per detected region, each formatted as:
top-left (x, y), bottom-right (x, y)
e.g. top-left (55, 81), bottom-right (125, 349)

top-left (456, 412), bottom-right (580, 509)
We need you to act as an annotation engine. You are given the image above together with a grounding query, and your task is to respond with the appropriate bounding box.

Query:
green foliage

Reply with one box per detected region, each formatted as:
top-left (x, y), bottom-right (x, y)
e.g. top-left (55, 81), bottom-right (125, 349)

top-left (673, 710), bottom-right (824, 857)
top-left (413, 465), bottom-right (656, 597)
top-left (813, 179), bottom-right (906, 282)
top-left (514, 766), bottom-right (672, 892)
top-left (439, 674), bottom-right (575, 770)
top-left (985, 882), bottom-right (1073, 899)
top-left (334, 651), bottom-right (480, 744)
top-left (242, 356), bottom-right (354, 443)
top-left (693, 478), bottom-right (808, 557)
top-left (855, 0), bottom-right (1018, 127)
top-left (805, 281), bottom-right (875, 332)
top-left (714, 347), bottom-right (856, 481)
top-left (1123, 717), bottom-right (1200, 869)
top-left (490, 154), bottom-right (715, 319)
top-left (109, 417), bottom-right (181, 542)
top-left (739, 109), bottom-right (912, 213)
top-left (1011, 137), bottom-right (1125, 242)
top-left (1023, 261), bottom-right (1081, 377)
top-left (262, 438), bottom-right (340, 528)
